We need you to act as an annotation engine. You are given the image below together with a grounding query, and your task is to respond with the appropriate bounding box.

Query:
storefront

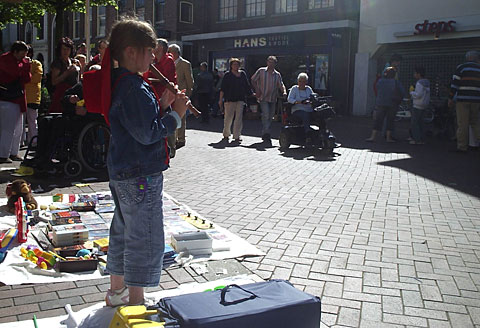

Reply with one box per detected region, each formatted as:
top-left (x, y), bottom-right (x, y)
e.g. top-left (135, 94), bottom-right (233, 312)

top-left (183, 22), bottom-right (357, 115)
top-left (353, 1), bottom-right (480, 116)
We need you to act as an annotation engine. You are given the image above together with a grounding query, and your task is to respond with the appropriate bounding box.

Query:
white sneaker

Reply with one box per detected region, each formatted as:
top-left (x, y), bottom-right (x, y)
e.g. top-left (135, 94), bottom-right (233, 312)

top-left (105, 287), bottom-right (129, 307)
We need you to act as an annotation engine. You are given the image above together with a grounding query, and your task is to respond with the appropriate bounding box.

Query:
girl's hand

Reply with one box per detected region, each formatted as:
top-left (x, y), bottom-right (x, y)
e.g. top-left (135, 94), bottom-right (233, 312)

top-left (173, 91), bottom-right (189, 118)
top-left (69, 95), bottom-right (80, 104)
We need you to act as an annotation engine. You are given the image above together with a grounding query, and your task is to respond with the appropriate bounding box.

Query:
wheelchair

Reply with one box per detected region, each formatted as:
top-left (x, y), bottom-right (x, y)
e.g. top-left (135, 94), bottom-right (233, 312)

top-left (24, 113), bottom-right (110, 177)
top-left (279, 93), bottom-right (338, 154)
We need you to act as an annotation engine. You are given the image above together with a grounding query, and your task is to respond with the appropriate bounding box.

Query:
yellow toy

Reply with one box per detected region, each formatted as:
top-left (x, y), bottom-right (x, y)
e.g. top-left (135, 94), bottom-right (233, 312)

top-left (109, 305), bottom-right (164, 328)
top-left (20, 247), bottom-right (56, 270)
top-left (181, 212), bottom-right (214, 230)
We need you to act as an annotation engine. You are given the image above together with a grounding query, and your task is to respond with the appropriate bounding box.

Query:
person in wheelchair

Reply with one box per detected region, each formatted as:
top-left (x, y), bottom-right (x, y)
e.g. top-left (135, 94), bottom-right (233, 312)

top-left (32, 65), bottom-right (104, 171)
top-left (287, 73), bottom-right (314, 144)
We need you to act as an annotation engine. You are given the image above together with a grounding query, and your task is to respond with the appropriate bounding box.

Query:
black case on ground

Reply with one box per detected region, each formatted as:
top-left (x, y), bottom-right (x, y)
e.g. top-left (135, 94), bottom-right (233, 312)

top-left (155, 279), bottom-right (321, 328)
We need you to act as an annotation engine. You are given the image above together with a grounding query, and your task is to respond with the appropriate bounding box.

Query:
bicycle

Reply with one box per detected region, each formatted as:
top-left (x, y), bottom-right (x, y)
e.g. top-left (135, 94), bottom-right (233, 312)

top-left (395, 99), bottom-right (434, 123)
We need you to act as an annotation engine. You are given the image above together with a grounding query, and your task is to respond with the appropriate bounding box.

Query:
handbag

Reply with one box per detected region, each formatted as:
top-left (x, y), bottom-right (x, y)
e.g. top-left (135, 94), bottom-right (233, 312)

top-left (0, 79), bottom-right (24, 100)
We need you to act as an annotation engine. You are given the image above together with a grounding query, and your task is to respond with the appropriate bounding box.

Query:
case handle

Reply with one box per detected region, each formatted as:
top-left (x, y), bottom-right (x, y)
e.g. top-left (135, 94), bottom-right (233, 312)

top-left (220, 284), bottom-right (258, 306)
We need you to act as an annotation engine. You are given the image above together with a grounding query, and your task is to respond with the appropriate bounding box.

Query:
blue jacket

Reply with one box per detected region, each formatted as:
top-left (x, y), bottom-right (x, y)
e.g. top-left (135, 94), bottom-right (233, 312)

top-left (376, 78), bottom-right (406, 107)
top-left (107, 67), bottom-right (180, 181)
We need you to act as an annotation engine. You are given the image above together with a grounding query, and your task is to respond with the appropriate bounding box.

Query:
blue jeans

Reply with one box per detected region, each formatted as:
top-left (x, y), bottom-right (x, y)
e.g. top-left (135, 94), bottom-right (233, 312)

top-left (411, 107), bottom-right (425, 142)
top-left (107, 172), bottom-right (165, 287)
top-left (260, 101), bottom-right (276, 136)
top-left (292, 110), bottom-right (312, 133)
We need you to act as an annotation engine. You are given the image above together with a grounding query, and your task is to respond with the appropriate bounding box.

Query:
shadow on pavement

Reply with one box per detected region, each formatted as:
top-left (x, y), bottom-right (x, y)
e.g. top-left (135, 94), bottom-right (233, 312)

top-left (190, 114), bottom-right (480, 197)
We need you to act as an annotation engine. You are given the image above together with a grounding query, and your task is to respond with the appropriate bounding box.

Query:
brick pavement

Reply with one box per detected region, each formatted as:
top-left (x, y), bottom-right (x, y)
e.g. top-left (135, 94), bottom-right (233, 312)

top-left (0, 115), bottom-right (479, 327)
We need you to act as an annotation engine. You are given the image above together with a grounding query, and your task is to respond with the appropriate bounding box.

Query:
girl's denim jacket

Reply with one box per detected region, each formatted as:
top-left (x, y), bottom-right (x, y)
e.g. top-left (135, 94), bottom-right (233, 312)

top-left (107, 67), bottom-right (181, 181)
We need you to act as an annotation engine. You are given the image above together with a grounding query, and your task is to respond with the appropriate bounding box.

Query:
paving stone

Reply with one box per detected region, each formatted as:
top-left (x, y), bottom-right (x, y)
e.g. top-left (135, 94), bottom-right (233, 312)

top-left (337, 307), bottom-right (361, 327)
top-left (420, 284), bottom-right (443, 301)
top-left (404, 306), bottom-right (448, 320)
top-left (39, 296), bottom-right (84, 311)
top-left (57, 286), bottom-right (99, 298)
top-left (449, 312), bottom-right (475, 328)
top-left (0, 287), bottom-right (34, 299)
top-left (14, 292), bottom-right (57, 306)
top-left (383, 313), bottom-right (428, 327)
top-left (0, 303), bottom-right (39, 317)
top-left (401, 290), bottom-right (423, 308)
top-left (468, 307), bottom-right (480, 325)
top-left (382, 296), bottom-right (403, 314)
top-left (361, 302), bottom-right (382, 322)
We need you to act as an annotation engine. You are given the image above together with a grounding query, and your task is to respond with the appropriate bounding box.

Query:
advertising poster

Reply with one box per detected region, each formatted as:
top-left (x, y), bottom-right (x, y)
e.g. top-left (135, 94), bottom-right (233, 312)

top-left (314, 55), bottom-right (329, 91)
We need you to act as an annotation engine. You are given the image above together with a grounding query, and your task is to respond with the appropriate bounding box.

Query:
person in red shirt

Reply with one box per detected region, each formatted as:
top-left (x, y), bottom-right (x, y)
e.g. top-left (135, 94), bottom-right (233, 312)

top-left (144, 38), bottom-right (177, 97)
top-left (143, 38), bottom-right (178, 156)
top-left (0, 41), bottom-right (31, 163)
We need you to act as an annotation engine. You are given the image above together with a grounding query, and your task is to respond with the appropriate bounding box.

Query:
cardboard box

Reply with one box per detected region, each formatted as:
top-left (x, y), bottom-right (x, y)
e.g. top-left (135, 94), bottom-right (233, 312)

top-left (171, 231), bottom-right (212, 256)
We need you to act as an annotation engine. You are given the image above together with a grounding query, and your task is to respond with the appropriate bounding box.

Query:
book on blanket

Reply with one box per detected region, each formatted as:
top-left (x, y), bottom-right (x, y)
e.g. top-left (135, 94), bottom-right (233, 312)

top-left (52, 223), bottom-right (89, 247)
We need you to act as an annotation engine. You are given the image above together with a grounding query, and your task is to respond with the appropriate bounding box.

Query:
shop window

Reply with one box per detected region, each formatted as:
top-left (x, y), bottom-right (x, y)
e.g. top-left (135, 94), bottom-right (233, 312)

top-left (154, 0), bottom-right (165, 24)
top-left (246, 0), bottom-right (265, 17)
top-left (179, 2), bottom-right (193, 23)
top-left (313, 54), bottom-right (329, 93)
top-left (25, 22), bottom-right (33, 44)
top-left (98, 6), bottom-right (106, 37)
top-left (135, 0), bottom-right (145, 21)
top-left (73, 12), bottom-right (80, 39)
top-left (214, 57), bottom-right (245, 72)
top-left (219, 0), bottom-right (237, 21)
top-left (308, 0), bottom-right (334, 10)
top-left (274, 0), bottom-right (297, 14)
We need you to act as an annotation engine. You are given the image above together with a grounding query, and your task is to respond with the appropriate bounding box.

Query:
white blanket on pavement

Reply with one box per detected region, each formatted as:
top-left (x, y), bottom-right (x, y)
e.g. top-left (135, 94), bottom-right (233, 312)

top-left (0, 192), bottom-right (264, 285)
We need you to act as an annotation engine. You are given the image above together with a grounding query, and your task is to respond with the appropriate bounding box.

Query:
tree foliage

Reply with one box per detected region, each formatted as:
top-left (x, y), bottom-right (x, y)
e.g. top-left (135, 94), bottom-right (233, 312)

top-left (0, 0), bottom-right (117, 43)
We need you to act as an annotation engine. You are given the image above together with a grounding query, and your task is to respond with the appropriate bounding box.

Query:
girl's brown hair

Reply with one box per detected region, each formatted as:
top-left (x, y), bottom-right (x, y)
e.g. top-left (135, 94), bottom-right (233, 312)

top-left (108, 18), bottom-right (157, 64)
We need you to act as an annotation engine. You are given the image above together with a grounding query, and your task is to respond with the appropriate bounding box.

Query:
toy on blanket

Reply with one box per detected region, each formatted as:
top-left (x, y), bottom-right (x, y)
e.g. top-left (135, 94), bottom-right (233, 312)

top-left (20, 246), bottom-right (57, 269)
top-left (0, 228), bottom-right (18, 264)
top-left (181, 212), bottom-right (214, 230)
top-left (16, 198), bottom-right (29, 243)
top-left (6, 179), bottom-right (38, 214)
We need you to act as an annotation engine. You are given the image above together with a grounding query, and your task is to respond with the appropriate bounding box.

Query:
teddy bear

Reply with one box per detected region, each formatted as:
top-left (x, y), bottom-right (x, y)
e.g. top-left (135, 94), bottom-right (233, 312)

top-left (6, 179), bottom-right (38, 214)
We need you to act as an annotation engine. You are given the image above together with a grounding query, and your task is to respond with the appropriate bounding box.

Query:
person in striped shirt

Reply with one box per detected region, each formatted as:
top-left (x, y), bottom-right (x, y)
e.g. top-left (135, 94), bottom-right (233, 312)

top-left (448, 51), bottom-right (480, 152)
top-left (251, 56), bottom-right (286, 143)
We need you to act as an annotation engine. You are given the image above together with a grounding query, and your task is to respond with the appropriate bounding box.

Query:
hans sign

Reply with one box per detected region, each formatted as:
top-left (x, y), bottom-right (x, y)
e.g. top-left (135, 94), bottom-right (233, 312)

top-left (233, 35), bottom-right (290, 48)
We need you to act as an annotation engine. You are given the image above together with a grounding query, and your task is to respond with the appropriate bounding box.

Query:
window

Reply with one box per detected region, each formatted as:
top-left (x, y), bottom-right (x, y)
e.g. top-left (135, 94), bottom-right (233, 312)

top-left (154, 0), bottom-right (165, 24)
top-left (118, 0), bottom-right (126, 14)
top-left (98, 6), bottom-right (106, 36)
top-left (73, 12), bottom-right (80, 39)
top-left (246, 0), bottom-right (265, 17)
top-left (25, 22), bottom-right (33, 44)
top-left (136, 0), bottom-right (145, 21)
top-left (308, 0), bottom-right (334, 9)
top-left (219, 0), bottom-right (237, 21)
top-left (36, 15), bottom-right (45, 40)
top-left (274, 0), bottom-right (297, 13)
top-left (89, 7), bottom-right (94, 37)
top-left (179, 2), bottom-right (193, 23)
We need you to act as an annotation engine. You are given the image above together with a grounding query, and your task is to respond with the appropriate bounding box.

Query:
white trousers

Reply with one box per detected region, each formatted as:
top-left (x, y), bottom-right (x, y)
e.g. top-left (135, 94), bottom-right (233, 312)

top-left (23, 106), bottom-right (38, 145)
top-left (0, 101), bottom-right (23, 158)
